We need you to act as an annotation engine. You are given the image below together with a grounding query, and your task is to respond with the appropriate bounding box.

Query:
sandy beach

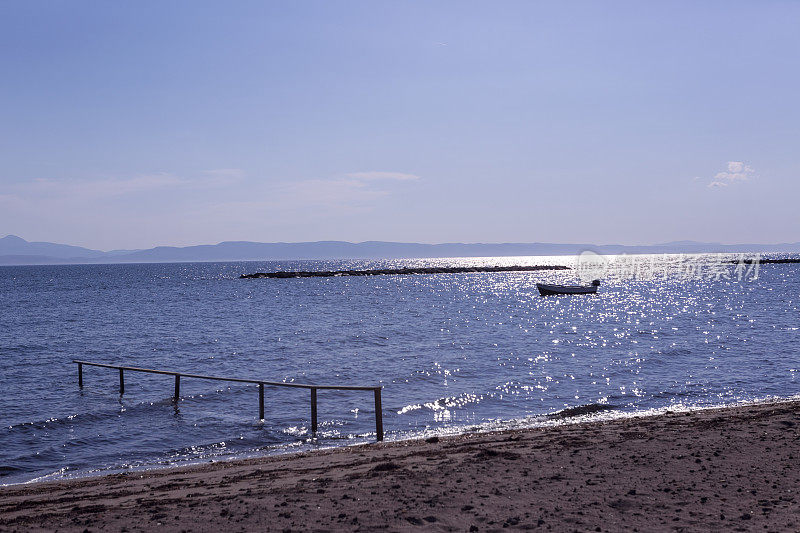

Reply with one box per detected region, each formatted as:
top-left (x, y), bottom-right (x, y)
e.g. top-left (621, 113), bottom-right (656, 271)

top-left (2, 400), bottom-right (799, 532)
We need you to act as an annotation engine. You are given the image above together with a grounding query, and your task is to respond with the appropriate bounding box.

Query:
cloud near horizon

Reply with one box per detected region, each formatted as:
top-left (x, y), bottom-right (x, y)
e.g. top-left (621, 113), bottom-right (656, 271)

top-left (273, 171), bottom-right (420, 210)
top-left (178, 170), bottom-right (421, 241)
top-left (0, 168), bottom-right (423, 248)
top-left (3, 169), bottom-right (244, 202)
top-left (706, 161), bottom-right (755, 188)
top-left (201, 171), bottom-right (420, 221)
top-left (346, 171), bottom-right (420, 181)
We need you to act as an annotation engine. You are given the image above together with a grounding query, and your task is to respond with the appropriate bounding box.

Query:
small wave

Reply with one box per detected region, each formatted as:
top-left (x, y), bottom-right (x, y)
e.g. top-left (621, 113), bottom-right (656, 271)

top-left (0, 465), bottom-right (22, 477)
top-left (546, 403), bottom-right (617, 419)
top-left (4, 411), bottom-right (107, 433)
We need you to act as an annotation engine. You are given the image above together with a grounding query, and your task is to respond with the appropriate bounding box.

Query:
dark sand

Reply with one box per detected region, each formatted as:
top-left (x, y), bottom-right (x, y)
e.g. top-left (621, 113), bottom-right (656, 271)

top-left (2, 400), bottom-right (800, 532)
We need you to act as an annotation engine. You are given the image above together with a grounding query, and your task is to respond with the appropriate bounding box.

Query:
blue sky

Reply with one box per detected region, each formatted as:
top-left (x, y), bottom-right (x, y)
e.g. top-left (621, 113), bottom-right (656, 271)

top-left (1, 1), bottom-right (798, 250)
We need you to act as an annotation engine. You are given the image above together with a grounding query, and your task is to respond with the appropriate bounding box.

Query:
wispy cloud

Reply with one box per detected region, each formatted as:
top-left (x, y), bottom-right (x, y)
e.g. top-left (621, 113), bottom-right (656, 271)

top-left (201, 168), bottom-right (246, 186)
top-left (21, 173), bottom-right (187, 199)
top-left (293, 171), bottom-right (420, 209)
top-left (703, 161), bottom-right (755, 188)
top-left (200, 179), bottom-right (384, 224)
top-left (0, 193), bottom-right (25, 209)
top-left (280, 178), bottom-right (390, 210)
top-left (5, 169), bottom-right (243, 202)
top-left (346, 171), bottom-right (420, 181)
top-left (202, 171), bottom-right (418, 220)
top-left (0, 168), bottom-right (416, 248)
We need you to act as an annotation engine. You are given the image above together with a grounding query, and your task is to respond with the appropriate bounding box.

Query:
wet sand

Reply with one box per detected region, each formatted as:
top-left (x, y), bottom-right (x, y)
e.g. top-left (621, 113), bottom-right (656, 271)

top-left (2, 400), bottom-right (799, 532)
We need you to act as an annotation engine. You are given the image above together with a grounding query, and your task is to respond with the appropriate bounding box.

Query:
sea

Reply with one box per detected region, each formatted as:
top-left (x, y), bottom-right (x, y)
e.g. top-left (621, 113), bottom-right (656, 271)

top-left (1, 254), bottom-right (798, 485)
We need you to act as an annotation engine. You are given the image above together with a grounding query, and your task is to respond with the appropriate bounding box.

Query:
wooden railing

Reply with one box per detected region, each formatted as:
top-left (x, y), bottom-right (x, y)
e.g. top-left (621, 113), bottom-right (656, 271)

top-left (73, 360), bottom-right (384, 441)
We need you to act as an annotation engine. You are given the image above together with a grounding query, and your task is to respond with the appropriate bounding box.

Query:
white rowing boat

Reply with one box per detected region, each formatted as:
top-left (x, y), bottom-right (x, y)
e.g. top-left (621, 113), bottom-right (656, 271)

top-left (536, 279), bottom-right (600, 296)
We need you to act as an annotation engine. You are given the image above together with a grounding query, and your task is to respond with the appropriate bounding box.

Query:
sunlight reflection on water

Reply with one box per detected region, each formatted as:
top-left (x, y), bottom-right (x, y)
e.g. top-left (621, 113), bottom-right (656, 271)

top-left (0, 253), bottom-right (798, 483)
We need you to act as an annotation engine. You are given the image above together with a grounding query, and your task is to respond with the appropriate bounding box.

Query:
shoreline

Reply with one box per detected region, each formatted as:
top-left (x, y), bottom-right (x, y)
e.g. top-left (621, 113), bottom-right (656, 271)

top-left (3, 399), bottom-right (800, 531)
top-left (2, 396), bottom-right (787, 488)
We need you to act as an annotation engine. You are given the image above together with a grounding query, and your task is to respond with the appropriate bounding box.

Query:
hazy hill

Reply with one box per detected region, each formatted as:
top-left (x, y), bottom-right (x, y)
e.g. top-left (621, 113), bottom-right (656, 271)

top-left (1, 235), bottom-right (799, 265)
top-left (0, 234), bottom-right (105, 259)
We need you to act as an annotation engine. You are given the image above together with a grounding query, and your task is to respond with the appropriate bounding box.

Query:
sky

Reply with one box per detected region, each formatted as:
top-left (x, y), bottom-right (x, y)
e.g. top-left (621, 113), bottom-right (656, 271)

top-left (1, 1), bottom-right (798, 250)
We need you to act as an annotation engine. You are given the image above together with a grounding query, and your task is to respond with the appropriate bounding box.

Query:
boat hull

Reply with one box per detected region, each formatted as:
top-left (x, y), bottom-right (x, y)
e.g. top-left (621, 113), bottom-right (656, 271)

top-left (536, 283), bottom-right (597, 296)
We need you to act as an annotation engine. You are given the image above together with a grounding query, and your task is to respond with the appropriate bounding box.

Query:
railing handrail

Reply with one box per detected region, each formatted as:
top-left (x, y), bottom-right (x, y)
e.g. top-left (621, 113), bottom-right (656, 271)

top-left (72, 359), bottom-right (384, 441)
top-left (72, 360), bottom-right (380, 391)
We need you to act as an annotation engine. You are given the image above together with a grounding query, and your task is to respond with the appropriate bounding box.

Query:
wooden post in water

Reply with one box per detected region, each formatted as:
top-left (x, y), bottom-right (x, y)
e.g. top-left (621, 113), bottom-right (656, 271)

top-left (78, 362), bottom-right (83, 389)
top-left (310, 388), bottom-right (318, 434)
top-left (259, 383), bottom-right (265, 420)
top-left (174, 374), bottom-right (180, 402)
top-left (119, 368), bottom-right (124, 395)
top-left (374, 388), bottom-right (383, 441)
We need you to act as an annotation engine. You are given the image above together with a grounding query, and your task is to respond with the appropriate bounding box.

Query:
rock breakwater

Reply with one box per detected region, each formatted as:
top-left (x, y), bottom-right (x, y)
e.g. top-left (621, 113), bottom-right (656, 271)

top-left (240, 265), bottom-right (570, 279)
top-left (727, 258), bottom-right (800, 264)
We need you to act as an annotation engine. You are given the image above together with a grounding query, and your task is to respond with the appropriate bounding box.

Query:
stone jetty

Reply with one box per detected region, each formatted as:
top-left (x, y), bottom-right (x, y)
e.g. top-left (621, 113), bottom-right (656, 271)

top-left (240, 265), bottom-right (569, 279)
top-left (727, 258), bottom-right (800, 264)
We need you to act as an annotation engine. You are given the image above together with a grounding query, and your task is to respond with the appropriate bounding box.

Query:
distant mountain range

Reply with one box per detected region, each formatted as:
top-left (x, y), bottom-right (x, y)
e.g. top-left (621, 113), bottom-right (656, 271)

top-left (1, 235), bottom-right (799, 265)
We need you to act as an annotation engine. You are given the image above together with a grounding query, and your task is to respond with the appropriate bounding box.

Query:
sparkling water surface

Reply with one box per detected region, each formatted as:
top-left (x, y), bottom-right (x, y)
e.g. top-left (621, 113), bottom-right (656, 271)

top-left (1, 255), bottom-right (798, 484)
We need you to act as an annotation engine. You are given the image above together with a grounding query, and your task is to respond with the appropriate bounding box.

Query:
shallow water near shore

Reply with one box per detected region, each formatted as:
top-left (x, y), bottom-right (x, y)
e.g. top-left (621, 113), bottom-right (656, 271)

top-left (1, 254), bottom-right (799, 484)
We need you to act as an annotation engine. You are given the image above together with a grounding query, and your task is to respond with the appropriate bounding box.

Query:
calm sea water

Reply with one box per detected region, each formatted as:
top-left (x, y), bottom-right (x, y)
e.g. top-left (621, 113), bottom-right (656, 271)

top-left (1, 255), bottom-right (798, 485)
